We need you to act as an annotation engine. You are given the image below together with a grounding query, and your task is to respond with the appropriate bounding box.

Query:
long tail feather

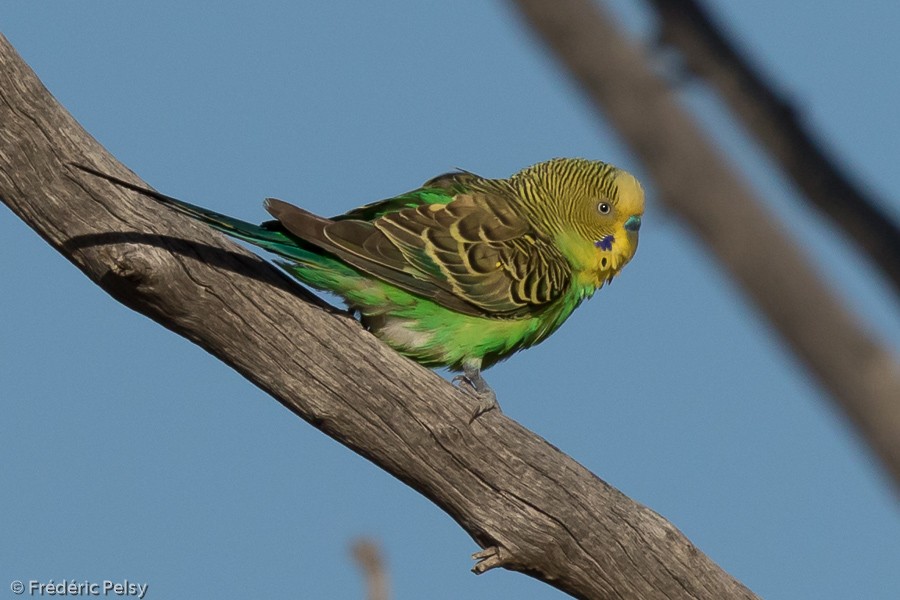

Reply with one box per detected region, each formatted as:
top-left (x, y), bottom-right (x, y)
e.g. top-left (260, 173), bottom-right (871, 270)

top-left (70, 163), bottom-right (274, 240)
top-left (69, 163), bottom-right (365, 292)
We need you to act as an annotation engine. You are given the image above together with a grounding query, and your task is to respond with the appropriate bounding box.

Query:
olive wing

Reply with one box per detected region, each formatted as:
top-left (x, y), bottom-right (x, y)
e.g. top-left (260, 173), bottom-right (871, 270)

top-left (266, 194), bottom-right (572, 317)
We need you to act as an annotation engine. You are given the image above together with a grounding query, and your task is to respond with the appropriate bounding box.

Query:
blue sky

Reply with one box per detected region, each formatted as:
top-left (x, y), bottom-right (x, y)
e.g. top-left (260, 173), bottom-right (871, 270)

top-left (2, 2), bottom-right (898, 599)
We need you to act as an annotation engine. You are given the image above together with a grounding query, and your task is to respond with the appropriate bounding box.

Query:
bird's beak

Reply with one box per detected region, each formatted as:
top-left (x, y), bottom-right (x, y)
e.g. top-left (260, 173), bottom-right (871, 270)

top-left (624, 215), bottom-right (642, 233)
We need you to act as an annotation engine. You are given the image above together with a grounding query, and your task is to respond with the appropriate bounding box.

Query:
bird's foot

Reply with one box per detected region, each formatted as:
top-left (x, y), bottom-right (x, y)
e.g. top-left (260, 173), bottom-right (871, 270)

top-left (453, 365), bottom-right (501, 422)
top-left (453, 379), bottom-right (498, 422)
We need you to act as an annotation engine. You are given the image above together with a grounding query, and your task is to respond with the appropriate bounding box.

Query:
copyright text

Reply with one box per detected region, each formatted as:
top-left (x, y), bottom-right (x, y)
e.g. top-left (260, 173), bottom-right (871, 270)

top-left (9, 580), bottom-right (148, 599)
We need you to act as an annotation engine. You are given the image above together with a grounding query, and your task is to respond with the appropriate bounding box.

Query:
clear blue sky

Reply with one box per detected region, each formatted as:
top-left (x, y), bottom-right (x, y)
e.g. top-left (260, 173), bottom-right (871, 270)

top-left (2, 2), bottom-right (898, 599)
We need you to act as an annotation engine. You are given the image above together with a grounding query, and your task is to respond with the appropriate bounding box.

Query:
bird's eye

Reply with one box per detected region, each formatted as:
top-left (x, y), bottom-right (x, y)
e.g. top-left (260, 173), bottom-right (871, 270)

top-left (597, 202), bottom-right (611, 215)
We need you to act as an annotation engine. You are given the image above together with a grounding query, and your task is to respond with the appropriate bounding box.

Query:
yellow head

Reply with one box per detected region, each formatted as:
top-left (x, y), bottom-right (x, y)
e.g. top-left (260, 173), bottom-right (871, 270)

top-left (510, 158), bottom-right (645, 286)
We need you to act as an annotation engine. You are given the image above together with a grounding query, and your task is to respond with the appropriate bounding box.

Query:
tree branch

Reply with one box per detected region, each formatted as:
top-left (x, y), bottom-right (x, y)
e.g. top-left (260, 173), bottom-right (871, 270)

top-left (509, 0), bottom-right (900, 485)
top-left (0, 33), bottom-right (759, 600)
top-left (647, 0), bottom-right (900, 296)
top-left (351, 538), bottom-right (390, 600)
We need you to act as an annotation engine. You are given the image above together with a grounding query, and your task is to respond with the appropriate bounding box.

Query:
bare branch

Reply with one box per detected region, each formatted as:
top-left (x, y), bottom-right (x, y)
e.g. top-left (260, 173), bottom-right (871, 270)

top-left (351, 539), bottom-right (390, 600)
top-left (509, 0), bottom-right (900, 485)
top-left (647, 0), bottom-right (900, 296)
top-left (0, 33), bottom-right (760, 600)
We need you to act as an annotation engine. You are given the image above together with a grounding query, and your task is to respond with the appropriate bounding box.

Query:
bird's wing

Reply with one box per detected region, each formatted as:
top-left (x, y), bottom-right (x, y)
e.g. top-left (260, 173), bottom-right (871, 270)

top-left (266, 193), bottom-right (572, 317)
top-left (333, 171), bottom-right (477, 221)
top-left (374, 194), bottom-right (573, 315)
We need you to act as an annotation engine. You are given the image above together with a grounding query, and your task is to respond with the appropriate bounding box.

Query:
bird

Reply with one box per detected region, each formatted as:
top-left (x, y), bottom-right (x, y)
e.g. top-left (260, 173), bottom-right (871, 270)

top-left (74, 158), bottom-right (644, 420)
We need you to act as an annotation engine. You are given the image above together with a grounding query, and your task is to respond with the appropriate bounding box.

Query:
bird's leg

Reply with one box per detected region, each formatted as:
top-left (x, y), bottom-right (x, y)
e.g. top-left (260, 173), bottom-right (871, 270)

top-left (452, 360), bottom-right (500, 422)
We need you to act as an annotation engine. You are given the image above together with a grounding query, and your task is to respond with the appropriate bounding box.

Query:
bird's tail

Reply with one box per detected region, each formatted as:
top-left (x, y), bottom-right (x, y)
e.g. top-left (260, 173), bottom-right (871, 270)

top-left (69, 163), bottom-right (369, 299)
top-left (70, 163), bottom-right (298, 256)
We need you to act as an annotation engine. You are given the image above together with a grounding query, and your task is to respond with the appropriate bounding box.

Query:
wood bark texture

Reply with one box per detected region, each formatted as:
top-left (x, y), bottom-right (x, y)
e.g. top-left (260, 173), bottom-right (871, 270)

top-left (511, 0), bottom-right (900, 487)
top-left (0, 33), bottom-right (759, 600)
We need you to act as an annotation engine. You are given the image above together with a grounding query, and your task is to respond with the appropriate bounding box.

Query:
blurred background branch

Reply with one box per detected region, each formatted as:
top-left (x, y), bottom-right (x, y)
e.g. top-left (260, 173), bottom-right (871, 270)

top-left (351, 538), bottom-right (390, 600)
top-left (510, 0), bottom-right (900, 485)
top-left (647, 0), bottom-right (900, 297)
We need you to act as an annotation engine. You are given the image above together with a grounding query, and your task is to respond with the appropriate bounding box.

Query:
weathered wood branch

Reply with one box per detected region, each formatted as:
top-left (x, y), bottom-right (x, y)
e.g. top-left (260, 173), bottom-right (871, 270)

top-left (509, 0), bottom-right (900, 485)
top-left (647, 0), bottom-right (900, 297)
top-left (0, 33), bottom-right (758, 600)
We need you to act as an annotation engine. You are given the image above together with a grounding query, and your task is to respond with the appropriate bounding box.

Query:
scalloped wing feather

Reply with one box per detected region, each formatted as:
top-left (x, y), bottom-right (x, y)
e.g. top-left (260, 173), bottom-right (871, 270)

top-left (266, 191), bottom-right (573, 318)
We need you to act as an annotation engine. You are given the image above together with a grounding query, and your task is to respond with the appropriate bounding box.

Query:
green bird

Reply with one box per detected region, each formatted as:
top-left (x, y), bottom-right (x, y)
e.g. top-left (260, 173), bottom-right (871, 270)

top-left (76, 158), bottom-right (644, 419)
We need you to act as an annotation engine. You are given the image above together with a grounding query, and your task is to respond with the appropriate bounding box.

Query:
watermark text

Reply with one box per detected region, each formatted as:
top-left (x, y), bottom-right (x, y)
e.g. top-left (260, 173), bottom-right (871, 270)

top-left (10, 580), bottom-right (148, 599)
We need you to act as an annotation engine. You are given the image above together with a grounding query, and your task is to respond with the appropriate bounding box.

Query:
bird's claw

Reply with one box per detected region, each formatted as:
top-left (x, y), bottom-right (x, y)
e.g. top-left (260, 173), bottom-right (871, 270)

top-left (451, 373), bottom-right (472, 391)
top-left (468, 389), bottom-right (498, 423)
top-left (453, 374), bottom-right (500, 422)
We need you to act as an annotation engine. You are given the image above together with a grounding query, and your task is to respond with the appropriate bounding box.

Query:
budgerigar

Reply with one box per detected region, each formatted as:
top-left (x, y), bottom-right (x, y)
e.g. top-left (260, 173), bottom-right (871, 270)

top-left (76, 159), bottom-right (644, 419)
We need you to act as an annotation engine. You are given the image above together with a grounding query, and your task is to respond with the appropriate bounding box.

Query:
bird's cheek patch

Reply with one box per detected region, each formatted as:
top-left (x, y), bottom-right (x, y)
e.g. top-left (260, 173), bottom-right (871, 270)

top-left (594, 235), bottom-right (615, 251)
